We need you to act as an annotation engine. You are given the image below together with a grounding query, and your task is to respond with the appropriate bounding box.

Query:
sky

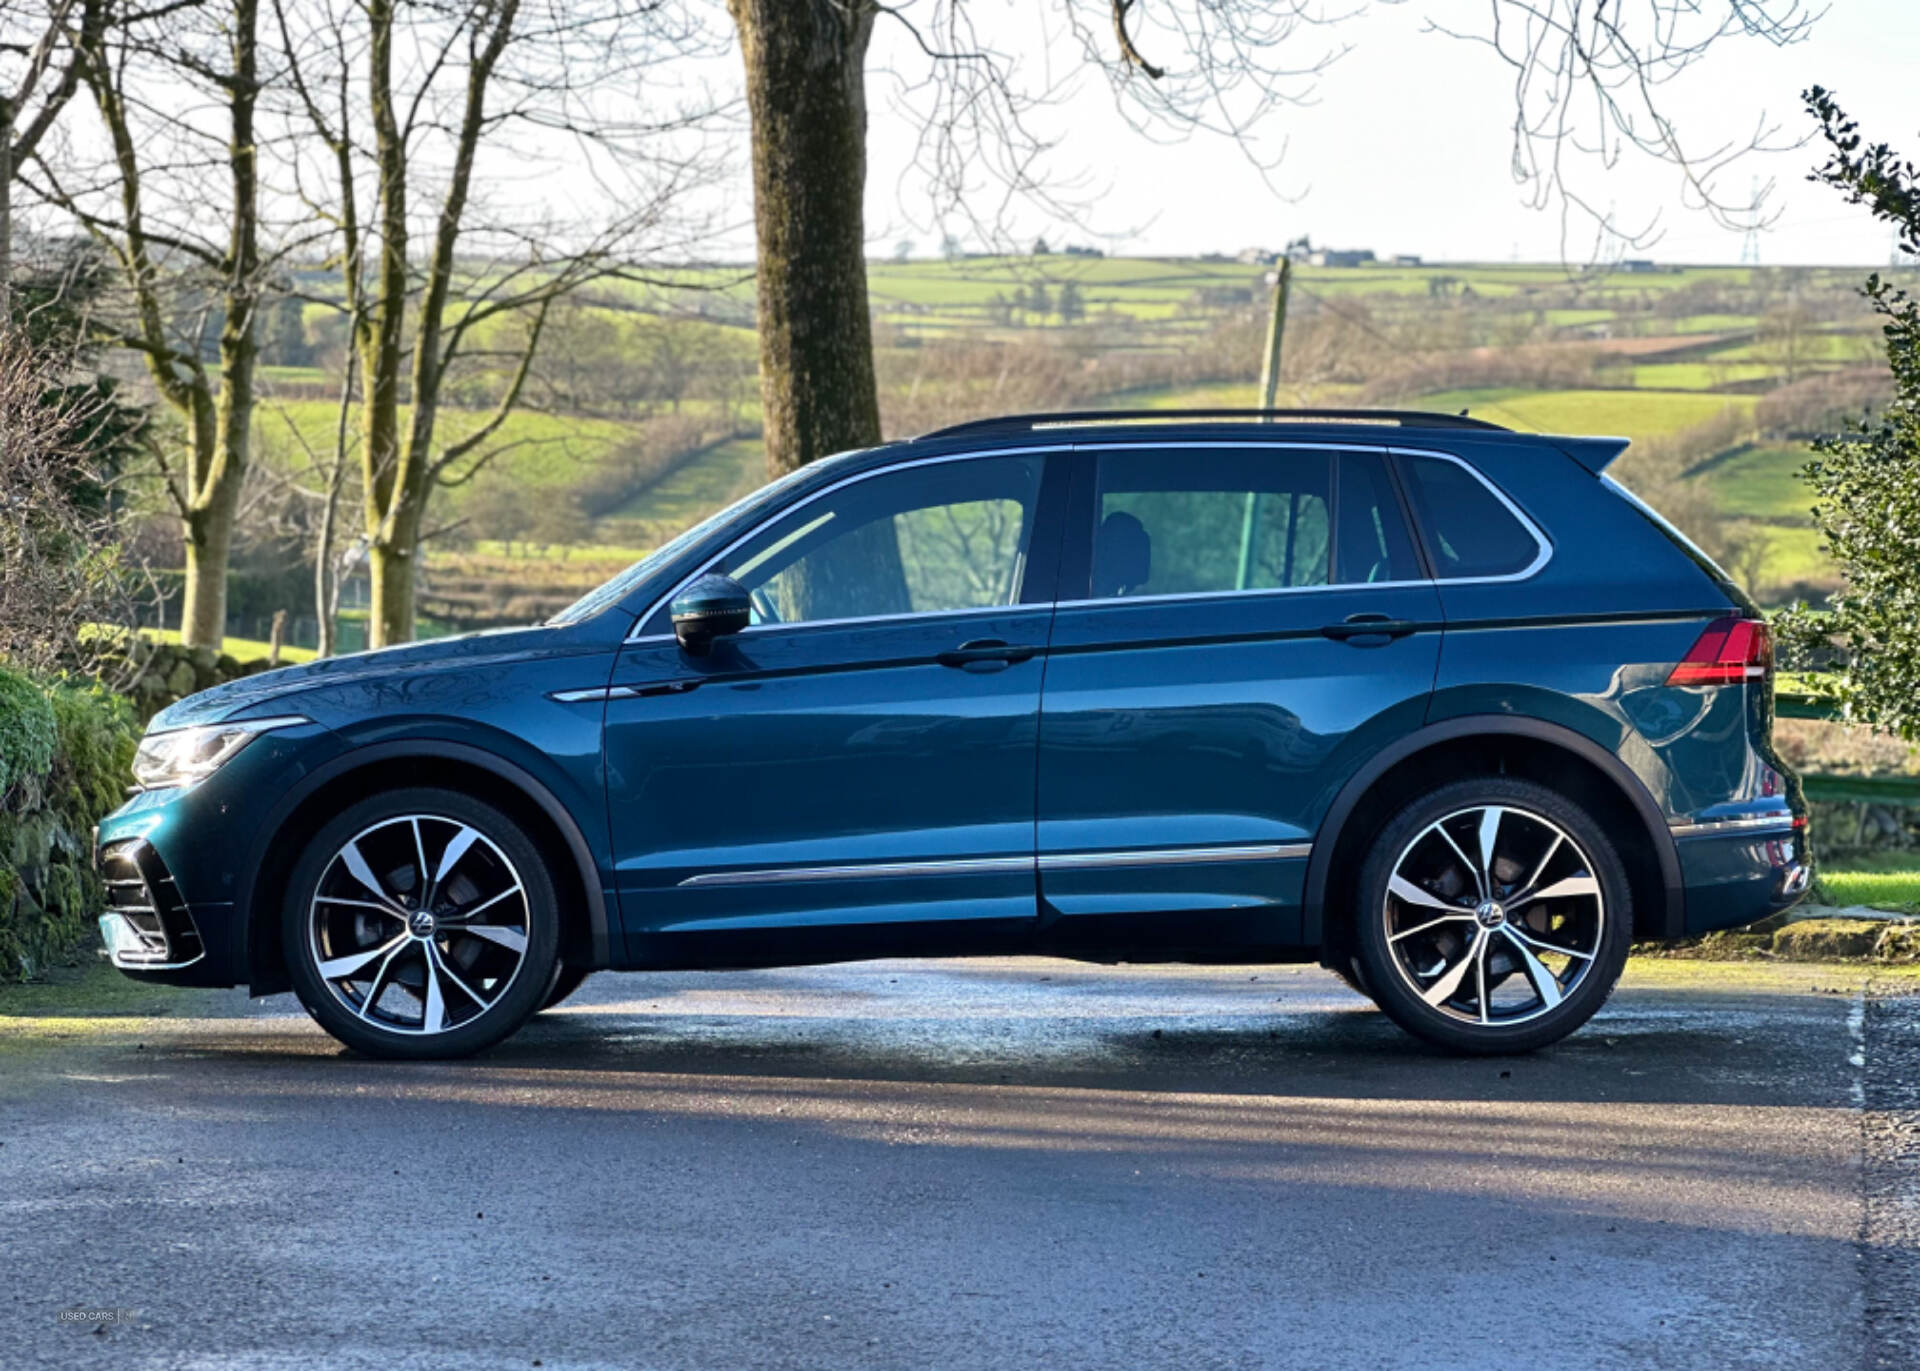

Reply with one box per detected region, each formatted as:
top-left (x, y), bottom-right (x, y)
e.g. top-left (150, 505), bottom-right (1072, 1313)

top-left (853, 0), bottom-right (1920, 266)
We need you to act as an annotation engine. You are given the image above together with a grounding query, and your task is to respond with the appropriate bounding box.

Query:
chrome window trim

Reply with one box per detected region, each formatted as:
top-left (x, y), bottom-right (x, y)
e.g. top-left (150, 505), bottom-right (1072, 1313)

top-left (625, 437), bottom-right (1553, 642)
top-left (675, 841), bottom-right (1312, 888)
top-left (628, 445), bottom-right (1070, 643)
top-left (1670, 815), bottom-right (1798, 837)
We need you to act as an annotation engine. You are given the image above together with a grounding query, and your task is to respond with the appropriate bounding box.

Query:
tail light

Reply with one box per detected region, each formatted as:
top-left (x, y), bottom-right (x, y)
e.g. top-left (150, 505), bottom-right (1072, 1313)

top-left (1667, 616), bottom-right (1772, 687)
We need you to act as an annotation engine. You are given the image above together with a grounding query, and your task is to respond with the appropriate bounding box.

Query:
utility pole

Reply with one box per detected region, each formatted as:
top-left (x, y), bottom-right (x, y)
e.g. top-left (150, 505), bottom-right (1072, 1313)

top-left (1238, 256), bottom-right (1293, 587)
top-left (1258, 257), bottom-right (1291, 412)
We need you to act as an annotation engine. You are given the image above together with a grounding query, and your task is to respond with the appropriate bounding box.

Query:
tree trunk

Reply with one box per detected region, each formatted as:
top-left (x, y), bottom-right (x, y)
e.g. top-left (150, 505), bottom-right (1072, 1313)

top-left (728, 0), bottom-right (882, 478)
top-left (357, 0), bottom-right (410, 648)
top-left (179, 506), bottom-right (232, 645)
top-left (367, 518), bottom-right (419, 647)
top-left (176, 0), bottom-right (261, 650)
top-left (1, 96), bottom-right (13, 323)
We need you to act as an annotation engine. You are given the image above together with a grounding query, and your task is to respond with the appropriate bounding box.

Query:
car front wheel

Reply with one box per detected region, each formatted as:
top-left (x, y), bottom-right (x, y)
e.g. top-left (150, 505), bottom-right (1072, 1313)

top-left (542, 965), bottom-right (592, 1011)
top-left (1353, 777), bottom-right (1631, 1055)
top-left (283, 787), bottom-right (560, 1060)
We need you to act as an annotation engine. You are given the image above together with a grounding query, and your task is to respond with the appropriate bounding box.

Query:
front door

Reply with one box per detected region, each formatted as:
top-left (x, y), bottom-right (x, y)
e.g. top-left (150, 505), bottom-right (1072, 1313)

top-left (604, 450), bottom-right (1067, 966)
top-left (1036, 442), bottom-right (1443, 951)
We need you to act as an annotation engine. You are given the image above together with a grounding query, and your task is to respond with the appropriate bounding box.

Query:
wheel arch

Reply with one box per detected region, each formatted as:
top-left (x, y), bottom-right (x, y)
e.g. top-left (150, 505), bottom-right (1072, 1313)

top-left (240, 740), bottom-right (611, 995)
top-left (1304, 715), bottom-right (1683, 959)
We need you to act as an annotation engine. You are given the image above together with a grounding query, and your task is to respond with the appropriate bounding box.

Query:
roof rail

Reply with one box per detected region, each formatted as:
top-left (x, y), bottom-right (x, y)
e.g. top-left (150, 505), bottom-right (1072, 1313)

top-left (915, 407), bottom-right (1511, 442)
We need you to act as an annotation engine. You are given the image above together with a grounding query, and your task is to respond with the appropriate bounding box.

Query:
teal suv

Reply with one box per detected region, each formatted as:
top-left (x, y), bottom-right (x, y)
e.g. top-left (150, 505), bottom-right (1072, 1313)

top-left (96, 410), bottom-right (1809, 1058)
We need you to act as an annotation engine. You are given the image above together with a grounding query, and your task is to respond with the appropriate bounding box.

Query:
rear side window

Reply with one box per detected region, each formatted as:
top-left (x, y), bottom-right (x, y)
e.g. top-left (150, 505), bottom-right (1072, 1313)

top-left (1092, 449), bottom-right (1331, 598)
top-left (1336, 451), bottom-right (1424, 585)
top-left (1088, 448), bottom-right (1426, 598)
top-left (1398, 454), bottom-right (1542, 579)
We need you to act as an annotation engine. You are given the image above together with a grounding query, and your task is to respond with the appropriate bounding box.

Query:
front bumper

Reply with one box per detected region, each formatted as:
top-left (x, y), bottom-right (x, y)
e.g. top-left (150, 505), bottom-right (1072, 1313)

top-left (93, 719), bottom-right (339, 987)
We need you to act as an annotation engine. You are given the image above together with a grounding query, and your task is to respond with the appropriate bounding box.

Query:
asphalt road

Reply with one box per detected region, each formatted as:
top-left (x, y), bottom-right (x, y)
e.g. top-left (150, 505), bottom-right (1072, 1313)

top-left (3, 957), bottom-right (1915, 1371)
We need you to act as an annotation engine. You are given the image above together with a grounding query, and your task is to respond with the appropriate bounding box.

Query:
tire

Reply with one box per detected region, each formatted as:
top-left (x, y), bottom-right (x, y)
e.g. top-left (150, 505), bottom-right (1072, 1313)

top-left (542, 965), bottom-right (592, 1011)
top-left (1353, 777), bottom-right (1631, 1055)
top-left (1329, 955), bottom-right (1376, 1004)
top-left (283, 787), bottom-right (560, 1060)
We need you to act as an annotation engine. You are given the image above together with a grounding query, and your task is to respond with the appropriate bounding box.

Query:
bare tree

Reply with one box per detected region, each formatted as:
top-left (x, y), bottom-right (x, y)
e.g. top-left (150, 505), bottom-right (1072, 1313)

top-left (1426, 1), bottom-right (1820, 255)
top-left (22, 0), bottom-right (292, 650)
top-left (725, 1), bottom-right (1820, 477)
top-left (272, 0), bottom-right (721, 645)
top-left (0, 0), bottom-right (98, 319)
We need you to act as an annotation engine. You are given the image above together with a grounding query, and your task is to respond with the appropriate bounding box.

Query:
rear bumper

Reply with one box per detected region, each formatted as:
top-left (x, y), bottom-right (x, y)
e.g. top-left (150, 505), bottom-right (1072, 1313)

top-left (1675, 819), bottom-right (1810, 935)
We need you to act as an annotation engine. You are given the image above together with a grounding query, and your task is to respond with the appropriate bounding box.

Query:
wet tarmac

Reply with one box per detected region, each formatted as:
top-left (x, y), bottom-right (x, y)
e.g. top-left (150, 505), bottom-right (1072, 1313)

top-left (1, 957), bottom-right (1910, 1370)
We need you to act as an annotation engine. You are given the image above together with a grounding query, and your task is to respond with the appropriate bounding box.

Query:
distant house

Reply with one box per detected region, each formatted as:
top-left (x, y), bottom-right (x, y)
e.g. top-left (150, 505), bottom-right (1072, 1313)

top-left (1308, 248), bottom-right (1376, 268)
top-left (1391, 253), bottom-right (1423, 267)
top-left (1619, 259), bottom-right (1658, 274)
top-left (1236, 247), bottom-right (1277, 265)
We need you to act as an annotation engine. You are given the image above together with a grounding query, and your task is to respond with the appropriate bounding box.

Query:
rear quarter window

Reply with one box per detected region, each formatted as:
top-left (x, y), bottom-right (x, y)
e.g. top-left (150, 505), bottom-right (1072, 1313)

top-left (1398, 454), bottom-right (1543, 579)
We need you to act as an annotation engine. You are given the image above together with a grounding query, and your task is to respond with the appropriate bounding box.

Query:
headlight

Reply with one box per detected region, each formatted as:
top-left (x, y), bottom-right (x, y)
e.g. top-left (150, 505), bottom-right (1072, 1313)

top-left (132, 715), bottom-right (310, 790)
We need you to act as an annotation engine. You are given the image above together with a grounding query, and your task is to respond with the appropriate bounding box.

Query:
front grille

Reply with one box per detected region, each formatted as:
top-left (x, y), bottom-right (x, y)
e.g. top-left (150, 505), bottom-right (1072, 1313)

top-left (98, 840), bottom-right (203, 968)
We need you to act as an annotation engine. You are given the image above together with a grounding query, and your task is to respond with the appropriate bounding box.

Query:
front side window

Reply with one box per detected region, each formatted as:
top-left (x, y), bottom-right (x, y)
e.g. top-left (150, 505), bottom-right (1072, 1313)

top-left (1398, 454), bottom-right (1543, 579)
top-left (703, 455), bottom-right (1045, 628)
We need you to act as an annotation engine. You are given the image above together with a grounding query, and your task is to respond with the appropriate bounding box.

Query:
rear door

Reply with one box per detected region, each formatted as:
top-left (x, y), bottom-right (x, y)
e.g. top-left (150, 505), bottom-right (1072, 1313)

top-left (1034, 441), bottom-right (1443, 949)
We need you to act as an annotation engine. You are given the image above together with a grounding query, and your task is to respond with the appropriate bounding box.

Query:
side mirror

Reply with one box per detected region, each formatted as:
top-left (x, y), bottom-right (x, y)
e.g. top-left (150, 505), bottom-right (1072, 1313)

top-left (670, 573), bottom-right (752, 656)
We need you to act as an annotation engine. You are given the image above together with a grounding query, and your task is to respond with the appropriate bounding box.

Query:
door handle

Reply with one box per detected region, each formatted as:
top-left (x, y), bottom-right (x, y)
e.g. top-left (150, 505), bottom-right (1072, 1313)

top-left (1320, 614), bottom-right (1418, 643)
top-left (937, 639), bottom-right (1039, 669)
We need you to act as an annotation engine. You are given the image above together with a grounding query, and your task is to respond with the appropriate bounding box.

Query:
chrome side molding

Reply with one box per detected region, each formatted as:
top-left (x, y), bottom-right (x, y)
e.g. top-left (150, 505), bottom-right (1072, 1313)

top-left (1038, 842), bottom-right (1312, 870)
top-left (679, 855), bottom-right (1034, 888)
top-left (675, 842), bottom-right (1312, 888)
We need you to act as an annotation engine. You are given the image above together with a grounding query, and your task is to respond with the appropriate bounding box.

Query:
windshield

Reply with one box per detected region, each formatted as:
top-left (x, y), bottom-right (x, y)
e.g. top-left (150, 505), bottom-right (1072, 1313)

top-left (546, 461), bottom-right (825, 627)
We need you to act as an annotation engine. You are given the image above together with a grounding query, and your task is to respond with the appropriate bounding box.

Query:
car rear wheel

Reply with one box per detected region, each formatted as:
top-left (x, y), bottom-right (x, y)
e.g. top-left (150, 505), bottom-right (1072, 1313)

top-left (283, 787), bottom-right (560, 1060)
top-left (1353, 777), bottom-right (1631, 1055)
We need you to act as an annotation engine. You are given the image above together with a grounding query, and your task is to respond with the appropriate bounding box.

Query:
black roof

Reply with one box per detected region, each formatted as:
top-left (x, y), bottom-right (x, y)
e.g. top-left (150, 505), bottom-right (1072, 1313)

top-left (913, 407), bottom-right (1511, 443)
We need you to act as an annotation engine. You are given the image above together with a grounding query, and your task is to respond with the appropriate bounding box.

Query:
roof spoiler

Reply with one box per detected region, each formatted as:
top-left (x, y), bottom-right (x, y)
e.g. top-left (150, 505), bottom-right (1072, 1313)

top-left (1555, 435), bottom-right (1631, 475)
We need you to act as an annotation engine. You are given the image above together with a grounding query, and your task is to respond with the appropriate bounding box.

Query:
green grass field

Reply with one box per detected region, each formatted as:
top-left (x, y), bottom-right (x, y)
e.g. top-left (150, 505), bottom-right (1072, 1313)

top-left (139, 627), bottom-right (317, 665)
top-left (596, 437), bottom-right (766, 549)
top-left (254, 399), bottom-right (640, 495)
top-left (1364, 387), bottom-right (1755, 440)
top-left (1626, 362), bottom-right (1777, 391)
top-left (1820, 866), bottom-right (1920, 913)
top-left (1694, 445), bottom-right (1816, 519)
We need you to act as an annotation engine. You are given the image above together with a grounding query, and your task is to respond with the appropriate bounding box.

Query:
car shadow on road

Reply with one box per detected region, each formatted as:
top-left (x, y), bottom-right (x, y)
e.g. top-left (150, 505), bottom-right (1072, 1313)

top-left (282, 974), bottom-right (1846, 1113)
